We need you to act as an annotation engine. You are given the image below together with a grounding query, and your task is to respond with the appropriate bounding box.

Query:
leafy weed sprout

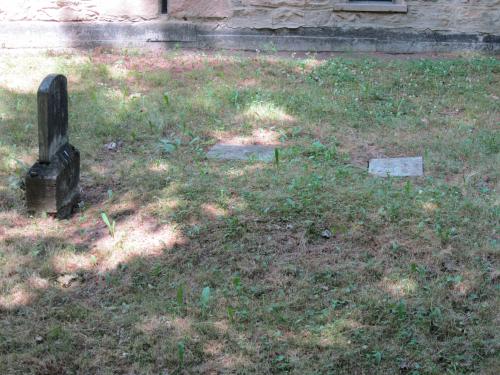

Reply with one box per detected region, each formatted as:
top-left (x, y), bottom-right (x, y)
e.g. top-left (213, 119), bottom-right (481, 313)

top-left (101, 212), bottom-right (116, 238)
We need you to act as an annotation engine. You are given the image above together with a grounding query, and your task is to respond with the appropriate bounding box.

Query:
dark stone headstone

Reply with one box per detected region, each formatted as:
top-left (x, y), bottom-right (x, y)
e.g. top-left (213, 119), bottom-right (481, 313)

top-left (25, 74), bottom-right (80, 218)
top-left (37, 75), bottom-right (69, 163)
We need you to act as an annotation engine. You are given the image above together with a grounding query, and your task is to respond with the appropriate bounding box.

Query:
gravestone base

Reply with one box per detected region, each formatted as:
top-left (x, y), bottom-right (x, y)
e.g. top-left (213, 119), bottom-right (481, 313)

top-left (26, 144), bottom-right (80, 219)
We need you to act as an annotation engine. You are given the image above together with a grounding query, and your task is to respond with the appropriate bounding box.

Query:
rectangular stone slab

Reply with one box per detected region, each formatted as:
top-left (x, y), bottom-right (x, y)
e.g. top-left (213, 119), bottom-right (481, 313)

top-left (207, 144), bottom-right (276, 162)
top-left (368, 157), bottom-right (424, 177)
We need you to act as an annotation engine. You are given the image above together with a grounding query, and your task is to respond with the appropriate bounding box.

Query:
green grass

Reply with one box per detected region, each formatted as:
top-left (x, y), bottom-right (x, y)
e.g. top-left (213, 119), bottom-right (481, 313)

top-left (0, 49), bottom-right (498, 374)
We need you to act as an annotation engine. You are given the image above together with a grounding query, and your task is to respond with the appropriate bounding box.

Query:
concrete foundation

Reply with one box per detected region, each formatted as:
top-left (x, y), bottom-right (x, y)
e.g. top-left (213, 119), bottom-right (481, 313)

top-left (0, 21), bottom-right (498, 53)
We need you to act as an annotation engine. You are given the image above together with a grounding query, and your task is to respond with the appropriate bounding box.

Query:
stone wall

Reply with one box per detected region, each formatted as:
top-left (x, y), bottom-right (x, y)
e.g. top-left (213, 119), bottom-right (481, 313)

top-left (0, 0), bottom-right (159, 22)
top-left (228, 1), bottom-right (500, 34)
top-left (169, 0), bottom-right (233, 19)
top-left (0, 0), bottom-right (233, 22)
top-left (0, 1), bottom-right (498, 52)
top-left (1, 1), bottom-right (498, 35)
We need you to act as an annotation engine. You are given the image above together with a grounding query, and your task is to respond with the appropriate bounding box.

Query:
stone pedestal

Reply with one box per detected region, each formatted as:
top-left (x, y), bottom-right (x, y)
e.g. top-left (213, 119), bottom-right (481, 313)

top-left (26, 144), bottom-right (80, 218)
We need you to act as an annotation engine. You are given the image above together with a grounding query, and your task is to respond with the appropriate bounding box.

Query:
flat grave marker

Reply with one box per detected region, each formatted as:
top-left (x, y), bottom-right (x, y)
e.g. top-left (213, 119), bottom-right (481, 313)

top-left (207, 144), bottom-right (276, 162)
top-left (368, 156), bottom-right (424, 177)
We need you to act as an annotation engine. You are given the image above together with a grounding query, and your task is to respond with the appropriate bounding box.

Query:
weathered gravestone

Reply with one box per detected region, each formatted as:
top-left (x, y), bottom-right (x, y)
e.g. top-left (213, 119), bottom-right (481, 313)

top-left (207, 144), bottom-right (275, 162)
top-left (25, 74), bottom-right (80, 218)
top-left (368, 156), bottom-right (423, 177)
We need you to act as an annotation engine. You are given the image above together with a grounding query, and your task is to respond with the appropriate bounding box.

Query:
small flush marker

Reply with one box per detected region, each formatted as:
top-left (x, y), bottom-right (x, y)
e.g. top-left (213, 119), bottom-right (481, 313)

top-left (207, 144), bottom-right (276, 162)
top-left (368, 157), bottom-right (423, 177)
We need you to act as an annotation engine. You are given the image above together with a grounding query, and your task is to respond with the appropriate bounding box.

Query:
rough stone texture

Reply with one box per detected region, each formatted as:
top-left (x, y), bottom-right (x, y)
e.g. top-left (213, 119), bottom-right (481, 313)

top-left (0, 1), bottom-right (498, 36)
top-left (169, 0), bottom-right (233, 19)
top-left (0, 0), bottom-right (159, 22)
top-left (368, 157), bottom-right (423, 177)
top-left (207, 144), bottom-right (276, 162)
top-left (229, 0), bottom-right (500, 35)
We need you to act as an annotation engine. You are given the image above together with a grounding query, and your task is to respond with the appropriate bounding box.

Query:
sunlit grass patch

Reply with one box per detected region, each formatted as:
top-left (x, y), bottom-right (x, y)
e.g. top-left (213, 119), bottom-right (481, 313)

top-left (243, 101), bottom-right (295, 123)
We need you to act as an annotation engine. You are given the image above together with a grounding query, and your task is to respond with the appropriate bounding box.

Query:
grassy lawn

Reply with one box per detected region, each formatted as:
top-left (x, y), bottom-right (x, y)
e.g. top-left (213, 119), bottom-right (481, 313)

top-left (0, 49), bottom-right (498, 374)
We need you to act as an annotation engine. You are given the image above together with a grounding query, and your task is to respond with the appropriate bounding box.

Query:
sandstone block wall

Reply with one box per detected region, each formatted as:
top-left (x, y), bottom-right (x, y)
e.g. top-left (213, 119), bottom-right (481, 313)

top-left (0, 1), bottom-right (499, 35)
top-left (0, 0), bottom-right (159, 22)
top-left (169, 0), bottom-right (233, 19)
top-left (228, 0), bottom-right (500, 34)
top-left (0, 0), bottom-right (232, 22)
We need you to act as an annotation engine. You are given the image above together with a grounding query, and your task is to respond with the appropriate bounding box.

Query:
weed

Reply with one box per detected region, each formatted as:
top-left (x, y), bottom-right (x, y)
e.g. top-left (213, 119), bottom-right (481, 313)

top-left (158, 138), bottom-right (180, 155)
top-left (200, 286), bottom-right (211, 314)
top-left (176, 284), bottom-right (184, 306)
top-left (101, 212), bottom-right (116, 238)
top-left (177, 341), bottom-right (185, 370)
top-left (227, 305), bottom-right (235, 321)
top-left (163, 92), bottom-right (170, 106)
top-left (372, 351), bottom-right (383, 366)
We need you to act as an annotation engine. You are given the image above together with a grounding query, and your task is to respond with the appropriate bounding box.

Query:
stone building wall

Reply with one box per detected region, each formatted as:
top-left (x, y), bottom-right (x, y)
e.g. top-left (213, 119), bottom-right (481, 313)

top-left (1, 1), bottom-right (499, 35)
top-left (228, 1), bottom-right (500, 35)
top-left (0, 1), bottom-right (498, 52)
top-left (0, 0), bottom-right (160, 22)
